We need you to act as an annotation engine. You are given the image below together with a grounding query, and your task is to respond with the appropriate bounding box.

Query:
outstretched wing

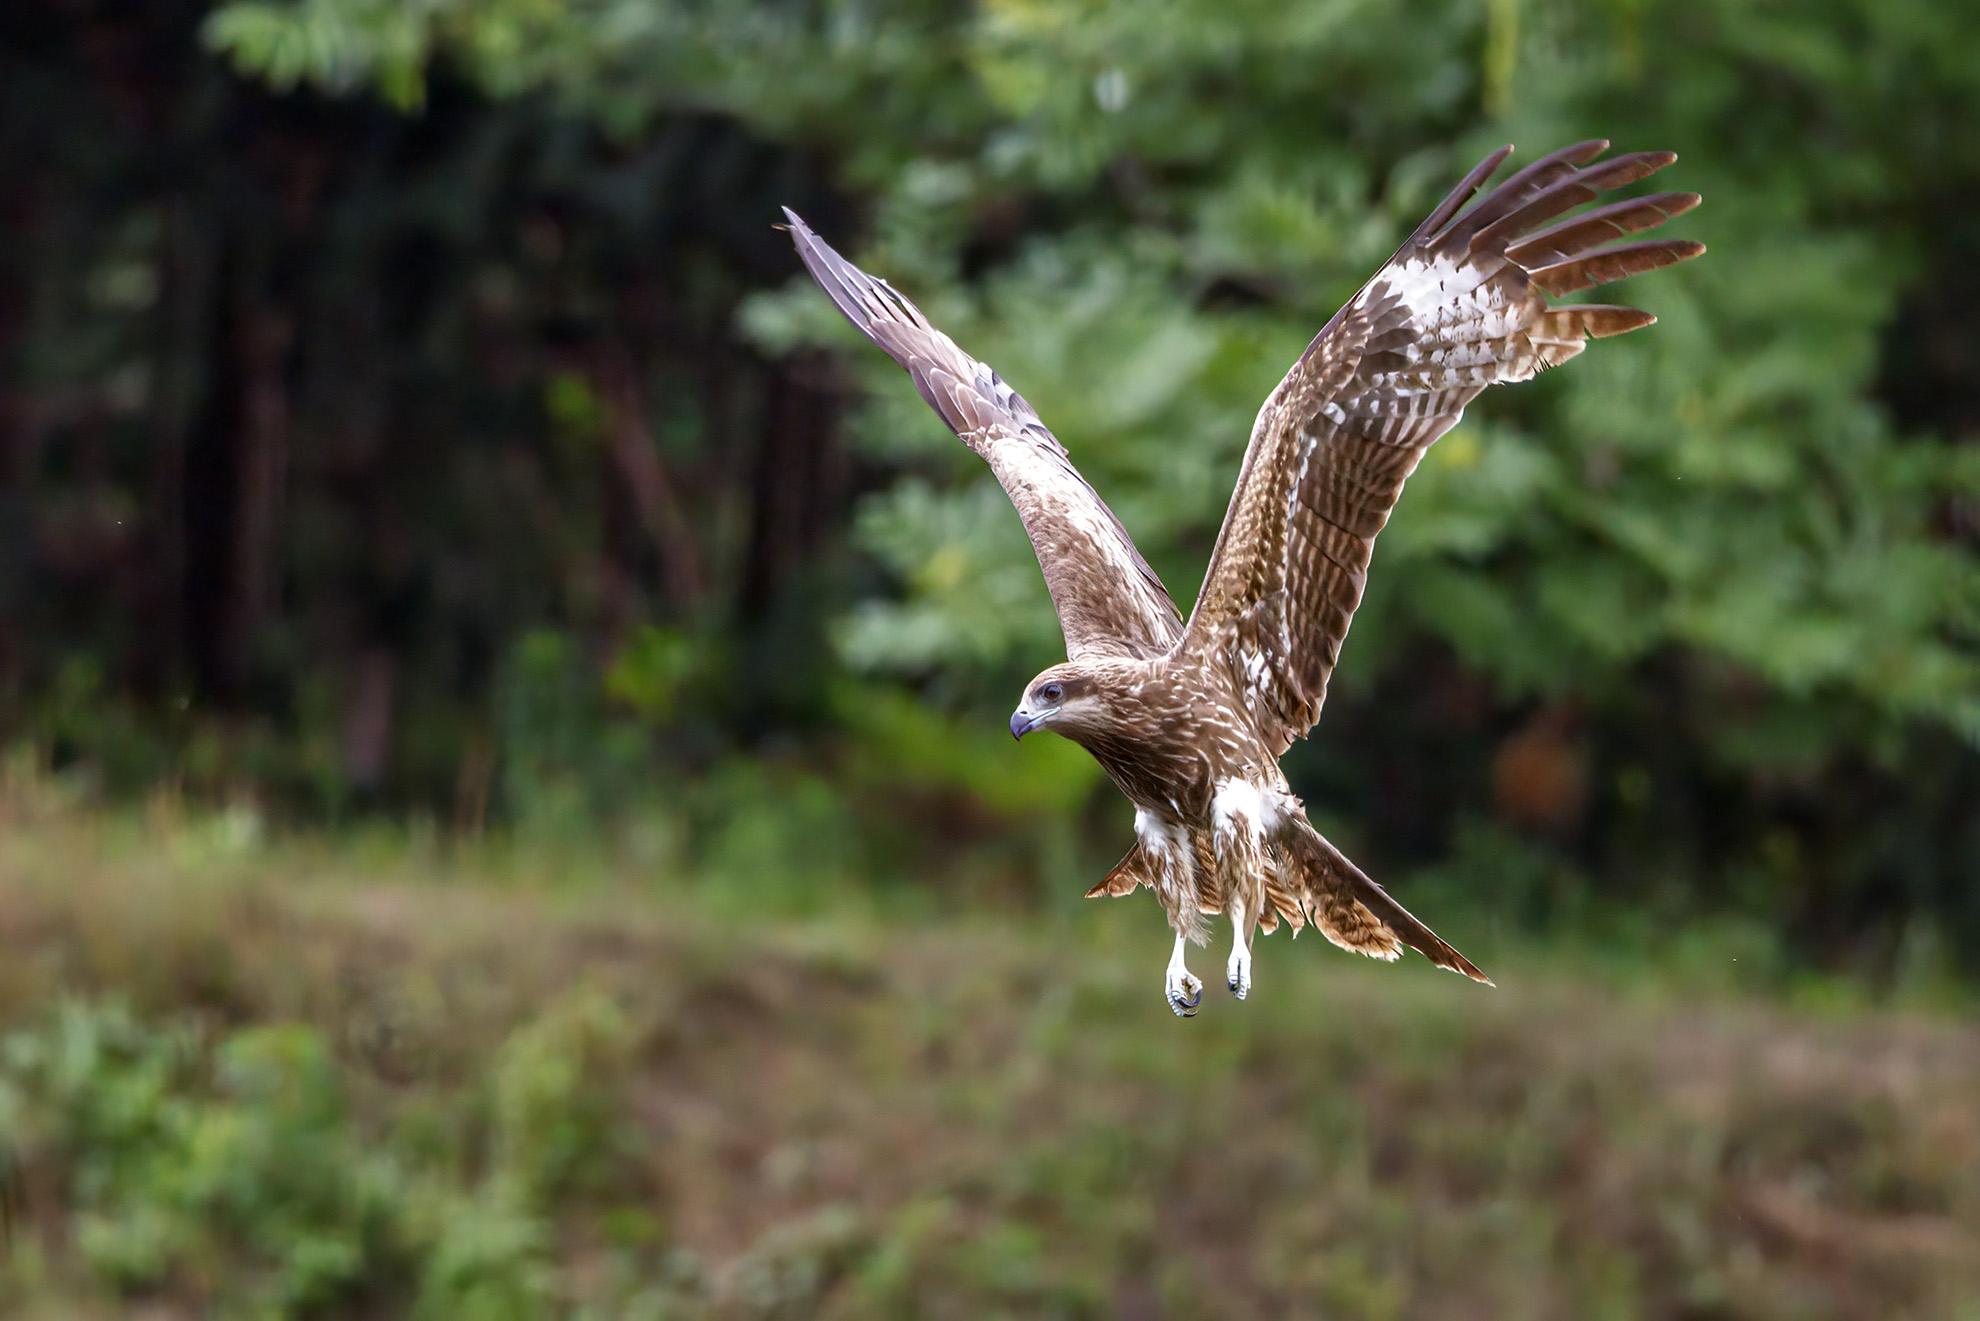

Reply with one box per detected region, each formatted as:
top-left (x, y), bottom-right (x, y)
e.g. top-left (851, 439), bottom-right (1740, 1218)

top-left (1180, 141), bottom-right (1703, 751)
top-left (784, 210), bottom-right (1185, 661)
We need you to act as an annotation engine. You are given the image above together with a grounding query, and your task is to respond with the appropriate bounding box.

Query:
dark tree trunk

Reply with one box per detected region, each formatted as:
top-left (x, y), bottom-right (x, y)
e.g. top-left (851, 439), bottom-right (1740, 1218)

top-left (181, 240), bottom-right (293, 706)
top-left (741, 351), bottom-right (844, 616)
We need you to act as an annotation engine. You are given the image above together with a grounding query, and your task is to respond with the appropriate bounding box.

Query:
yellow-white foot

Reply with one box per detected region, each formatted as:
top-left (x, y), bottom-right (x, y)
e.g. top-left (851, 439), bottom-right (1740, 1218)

top-left (1227, 942), bottom-right (1252, 1000)
top-left (1165, 935), bottom-right (1203, 1017)
top-left (1226, 896), bottom-right (1254, 1001)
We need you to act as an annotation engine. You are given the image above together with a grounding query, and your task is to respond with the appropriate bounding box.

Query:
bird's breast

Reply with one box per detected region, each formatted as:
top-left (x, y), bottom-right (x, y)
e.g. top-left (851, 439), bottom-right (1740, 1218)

top-left (1077, 675), bottom-right (1268, 828)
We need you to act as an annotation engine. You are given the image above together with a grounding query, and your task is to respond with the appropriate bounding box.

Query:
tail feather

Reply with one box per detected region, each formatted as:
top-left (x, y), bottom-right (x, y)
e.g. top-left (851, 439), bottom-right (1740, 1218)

top-left (1090, 823), bottom-right (1490, 985)
top-left (1087, 842), bottom-right (1151, 898)
top-left (1262, 848), bottom-right (1306, 936)
top-left (1280, 824), bottom-right (1493, 985)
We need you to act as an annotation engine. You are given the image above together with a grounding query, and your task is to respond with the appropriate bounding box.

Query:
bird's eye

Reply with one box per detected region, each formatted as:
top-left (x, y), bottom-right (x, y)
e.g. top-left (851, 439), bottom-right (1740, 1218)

top-left (1042, 682), bottom-right (1064, 703)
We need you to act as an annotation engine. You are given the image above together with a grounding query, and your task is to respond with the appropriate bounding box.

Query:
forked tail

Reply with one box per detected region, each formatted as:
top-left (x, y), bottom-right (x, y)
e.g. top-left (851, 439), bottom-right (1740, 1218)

top-left (1277, 823), bottom-right (1493, 984)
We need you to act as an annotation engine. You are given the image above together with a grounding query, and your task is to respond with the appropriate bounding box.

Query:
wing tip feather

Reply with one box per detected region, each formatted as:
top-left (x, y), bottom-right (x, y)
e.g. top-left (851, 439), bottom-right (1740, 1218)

top-left (1579, 305), bottom-right (1658, 337)
top-left (1443, 955), bottom-right (1496, 986)
top-left (1529, 236), bottom-right (1706, 297)
top-left (1403, 143), bottom-right (1517, 248)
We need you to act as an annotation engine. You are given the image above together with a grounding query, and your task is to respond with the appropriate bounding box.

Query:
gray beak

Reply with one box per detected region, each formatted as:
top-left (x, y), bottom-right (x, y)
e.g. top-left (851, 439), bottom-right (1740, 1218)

top-left (1010, 708), bottom-right (1042, 740)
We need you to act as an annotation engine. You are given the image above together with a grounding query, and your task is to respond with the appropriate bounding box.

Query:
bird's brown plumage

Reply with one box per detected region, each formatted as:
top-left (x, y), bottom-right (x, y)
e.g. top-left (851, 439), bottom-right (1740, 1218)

top-left (1184, 140), bottom-right (1700, 756)
top-left (784, 216), bottom-right (1185, 662)
top-left (785, 141), bottom-right (1702, 1010)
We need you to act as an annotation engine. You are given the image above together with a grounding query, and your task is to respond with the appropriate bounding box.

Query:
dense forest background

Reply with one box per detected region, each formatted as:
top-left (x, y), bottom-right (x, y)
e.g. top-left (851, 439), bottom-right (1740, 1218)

top-left (3, 0), bottom-right (1976, 974)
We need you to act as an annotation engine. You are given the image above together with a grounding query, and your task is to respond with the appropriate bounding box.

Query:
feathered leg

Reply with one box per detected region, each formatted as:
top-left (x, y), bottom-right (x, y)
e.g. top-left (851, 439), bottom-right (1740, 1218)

top-left (1124, 810), bottom-right (1211, 1015)
top-left (1210, 779), bottom-right (1270, 1002)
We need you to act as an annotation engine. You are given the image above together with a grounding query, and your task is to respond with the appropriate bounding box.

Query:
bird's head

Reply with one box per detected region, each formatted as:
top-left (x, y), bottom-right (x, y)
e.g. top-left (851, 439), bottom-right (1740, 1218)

top-left (1009, 663), bottom-right (1103, 740)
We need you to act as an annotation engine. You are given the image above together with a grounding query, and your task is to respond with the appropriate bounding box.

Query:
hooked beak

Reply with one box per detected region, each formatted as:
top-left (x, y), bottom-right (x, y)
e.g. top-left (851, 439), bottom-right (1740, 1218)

top-left (1010, 707), bottom-right (1050, 740)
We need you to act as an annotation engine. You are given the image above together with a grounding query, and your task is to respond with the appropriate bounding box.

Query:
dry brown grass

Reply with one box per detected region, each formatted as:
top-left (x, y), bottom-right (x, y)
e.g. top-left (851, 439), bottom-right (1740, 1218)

top-left (1, 785), bottom-right (1976, 1319)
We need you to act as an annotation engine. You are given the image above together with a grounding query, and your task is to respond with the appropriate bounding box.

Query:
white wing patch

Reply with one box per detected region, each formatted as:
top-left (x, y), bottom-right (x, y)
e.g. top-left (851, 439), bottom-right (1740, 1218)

top-left (1362, 253), bottom-right (1530, 394)
top-left (1374, 253), bottom-right (1496, 324)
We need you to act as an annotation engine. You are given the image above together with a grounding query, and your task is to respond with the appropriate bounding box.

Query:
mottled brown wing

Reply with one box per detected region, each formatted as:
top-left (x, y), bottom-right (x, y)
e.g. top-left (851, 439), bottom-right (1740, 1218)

top-left (784, 210), bottom-right (1185, 661)
top-left (1180, 142), bottom-right (1703, 751)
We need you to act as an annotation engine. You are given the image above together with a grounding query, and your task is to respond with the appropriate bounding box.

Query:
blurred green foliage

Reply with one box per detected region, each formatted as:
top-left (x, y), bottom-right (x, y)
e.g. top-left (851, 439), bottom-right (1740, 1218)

top-left (2, 0), bottom-right (1976, 970)
top-left (0, 992), bottom-right (639, 1319)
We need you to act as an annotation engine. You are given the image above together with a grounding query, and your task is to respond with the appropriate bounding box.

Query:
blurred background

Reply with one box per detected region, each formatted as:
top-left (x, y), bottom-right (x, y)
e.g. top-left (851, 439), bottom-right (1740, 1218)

top-left (0, 0), bottom-right (1976, 1317)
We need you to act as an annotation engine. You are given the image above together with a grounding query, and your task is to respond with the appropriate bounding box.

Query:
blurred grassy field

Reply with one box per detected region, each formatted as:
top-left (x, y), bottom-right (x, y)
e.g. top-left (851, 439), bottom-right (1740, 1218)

top-left (0, 782), bottom-right (1975, 1320)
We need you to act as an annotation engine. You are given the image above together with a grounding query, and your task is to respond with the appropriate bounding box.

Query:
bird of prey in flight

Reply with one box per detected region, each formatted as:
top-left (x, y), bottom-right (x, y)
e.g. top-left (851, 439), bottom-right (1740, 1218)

top-left (784, 141), bottom-right (1701, 1015)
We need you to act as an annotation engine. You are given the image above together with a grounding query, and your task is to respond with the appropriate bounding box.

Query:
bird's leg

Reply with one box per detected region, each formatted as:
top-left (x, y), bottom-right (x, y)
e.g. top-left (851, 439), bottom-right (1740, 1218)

top-left (1165, 934), bottom-right (1202, 1017)
top-left (1227, 892), bottom-right (1255, 1000)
